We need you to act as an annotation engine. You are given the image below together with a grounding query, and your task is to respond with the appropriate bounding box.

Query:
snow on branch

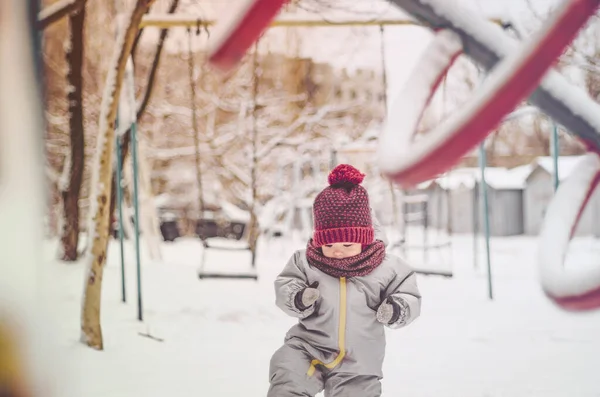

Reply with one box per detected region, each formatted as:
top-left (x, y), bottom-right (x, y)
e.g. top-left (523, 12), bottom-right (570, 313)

top-left (195, 88), bottom-right (307, 113)
top-left (146, 102), bottom-right (215, 121)
top-left (257, 103), bottom-right (350, 159)
top-left (45, 162), bottom-right (62, 185)
top-left (45, 111), bottom-right (69, 127)
top-left (220, 158), bottom-right (252, 187)
top-left (38, 0), bottom-right (85, 30)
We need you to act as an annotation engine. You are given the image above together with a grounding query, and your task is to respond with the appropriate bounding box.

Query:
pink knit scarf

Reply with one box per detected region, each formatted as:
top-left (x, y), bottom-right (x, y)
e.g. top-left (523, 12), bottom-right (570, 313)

top-left (305, 240), bottom-right (386, 278)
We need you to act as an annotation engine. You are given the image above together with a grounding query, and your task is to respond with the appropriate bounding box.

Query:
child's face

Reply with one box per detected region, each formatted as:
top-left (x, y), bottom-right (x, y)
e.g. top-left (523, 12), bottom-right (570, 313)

top-left (321, 242), bottom-right (362, 259)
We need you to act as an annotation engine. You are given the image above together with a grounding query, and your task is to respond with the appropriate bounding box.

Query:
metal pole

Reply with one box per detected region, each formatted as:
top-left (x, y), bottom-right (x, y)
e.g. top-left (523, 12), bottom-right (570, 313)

top-left (479, 143), bottom-right (493, 300)
top-left (250, 43), bottom-right (259, 267)
top-left (130, 121), bottom-right (143, 321)
top-left (115, 129), bottom-right (126, 303)
top-left (379, 24), bottom-right (400, 230)
top-left (139, 15), bottom-right (504, 29)
top-left (329, 149), bottom-right (337, 169)
top-left (113, 1), bottom-right (127, 305)
top-left (423, 200), bottom-right (428, 264)
top-left (473, 187), bottom-right (479, 270)
top-left (551, 121), bottom-right (560, 191)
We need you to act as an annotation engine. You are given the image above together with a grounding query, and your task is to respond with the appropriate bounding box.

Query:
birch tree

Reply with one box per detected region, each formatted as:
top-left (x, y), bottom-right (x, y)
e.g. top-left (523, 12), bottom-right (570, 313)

top-left (81, 0), bottom-right (156, 351)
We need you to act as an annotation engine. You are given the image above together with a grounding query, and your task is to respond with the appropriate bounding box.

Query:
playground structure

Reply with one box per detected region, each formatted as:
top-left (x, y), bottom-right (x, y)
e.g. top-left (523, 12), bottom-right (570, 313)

top-left (377, 0), bottom-right (600, 307)
top-left (203, 0), bottom-right (600, 311)
top-left (123, 0), bottom-right (600, 306)
top-left (13, 0), bottom-right (596, 308)
top-left (390, 191), bottom-right (454, 277)
top-left (115, 9), bottom-right (524, 288)
top-left (107, 15), bottom-right (416, 284)
top-left (193, 27), bottom-right (261, 281)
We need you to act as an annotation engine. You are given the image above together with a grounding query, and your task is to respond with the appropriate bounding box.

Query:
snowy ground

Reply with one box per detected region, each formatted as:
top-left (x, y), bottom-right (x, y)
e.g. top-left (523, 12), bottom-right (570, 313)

top-left (44, 230), bottom-right (600, 397)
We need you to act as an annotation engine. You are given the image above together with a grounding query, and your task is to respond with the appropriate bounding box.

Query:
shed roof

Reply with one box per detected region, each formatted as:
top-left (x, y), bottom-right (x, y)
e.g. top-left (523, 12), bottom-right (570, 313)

top-left (528, 155), bottom-right (586, 181)
top-left (420, 166), bottom-right (531, 191)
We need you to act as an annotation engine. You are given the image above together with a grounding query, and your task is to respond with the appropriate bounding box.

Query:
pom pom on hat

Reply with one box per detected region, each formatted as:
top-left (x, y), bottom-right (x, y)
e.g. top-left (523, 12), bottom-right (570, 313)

top-left (328, 164), bottom-right (365, 186)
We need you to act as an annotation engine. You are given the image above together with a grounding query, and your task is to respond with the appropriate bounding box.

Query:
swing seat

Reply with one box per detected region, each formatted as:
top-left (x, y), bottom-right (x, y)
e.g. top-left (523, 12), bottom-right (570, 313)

top-left (198, 234), bottom-right (258, 280)
top-left (410, 265), bottom-right (453, 278)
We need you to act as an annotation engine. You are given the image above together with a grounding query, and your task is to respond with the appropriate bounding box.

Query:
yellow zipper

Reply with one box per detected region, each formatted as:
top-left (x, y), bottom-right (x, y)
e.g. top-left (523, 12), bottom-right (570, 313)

top-left (307, 277), bottom-right (347, 376)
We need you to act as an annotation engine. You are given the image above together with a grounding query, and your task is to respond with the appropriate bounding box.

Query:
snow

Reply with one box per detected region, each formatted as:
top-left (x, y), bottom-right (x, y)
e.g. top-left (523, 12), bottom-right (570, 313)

top-left (220, 201), bottom-right (251, 223)
top-left (538, 152), bottom-right (600, 299)
top-left (41, 227), bottom-right (600, 397)
top-left (533, 155), bottom-right (587, 182)
top-left (542, 71), bottom-right (600, 137)
top-left (420, 157), bottom-right (590, 193)
top-left (159, 211), bottom-right (177, 222)
top-left (421, 165), bottom-right (532, 191)
top-left (482, 166), bottom-right (531, 190)
top-left (502, 105), bottom-right (539, 122)
top-left (378, 29), bottom-right (463, 174)
top-left (426, 0), bottom-right (600, 139)
top-left (117, 57), bottom-right (136, 137)
top-left (58, 150), bottom-right (72, 192)
top-left (255, 103), bottom-right (345, 159)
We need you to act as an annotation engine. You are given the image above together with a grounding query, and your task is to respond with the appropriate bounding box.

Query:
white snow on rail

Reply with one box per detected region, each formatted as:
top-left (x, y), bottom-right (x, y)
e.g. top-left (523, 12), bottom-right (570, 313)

top-left (379, 0), bottom-right (600, 181)
top-left (538, 152), bottom-right (600, 298)
top-left (421, 0), bottom-right (600, 132)
top-left (378, 29), bottom-right (462, 173)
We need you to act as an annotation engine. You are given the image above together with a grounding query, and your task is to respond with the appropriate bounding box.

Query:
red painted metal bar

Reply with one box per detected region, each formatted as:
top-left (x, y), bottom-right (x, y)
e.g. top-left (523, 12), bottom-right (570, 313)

top-left (379, 0), bottom-right (600, 187)
top-left (207, 0), bottom-right (289, 72)
top-left (537, 153), bottom-right (600, 311)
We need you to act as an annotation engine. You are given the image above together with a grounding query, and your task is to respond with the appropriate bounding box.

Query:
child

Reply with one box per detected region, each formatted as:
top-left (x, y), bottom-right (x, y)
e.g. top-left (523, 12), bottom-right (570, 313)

top-left (268, 164), bottom-right (421, 397)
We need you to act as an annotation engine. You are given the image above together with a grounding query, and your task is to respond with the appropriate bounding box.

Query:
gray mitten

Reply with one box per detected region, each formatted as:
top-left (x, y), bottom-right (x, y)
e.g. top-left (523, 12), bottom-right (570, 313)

top-left (376, 296), bottom-right (400, 325)
top-left (295, 281), bottom-right (320, 310)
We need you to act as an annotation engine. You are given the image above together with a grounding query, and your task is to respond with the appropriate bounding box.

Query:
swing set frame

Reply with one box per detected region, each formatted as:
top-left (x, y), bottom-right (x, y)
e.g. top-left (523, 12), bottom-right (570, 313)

top-left (140, 14), bottom-right (505, 281)
top-left (185, 26), bottom-right (260, 280)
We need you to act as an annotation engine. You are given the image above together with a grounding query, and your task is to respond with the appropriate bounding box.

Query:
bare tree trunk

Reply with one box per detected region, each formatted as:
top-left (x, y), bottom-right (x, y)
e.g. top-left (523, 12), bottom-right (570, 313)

top-left (81, 0), bottom-right (156, 351)
top-left (136, 0), bottom-right (180, 120)
top-left (59, 1), bottom-right (86, 262)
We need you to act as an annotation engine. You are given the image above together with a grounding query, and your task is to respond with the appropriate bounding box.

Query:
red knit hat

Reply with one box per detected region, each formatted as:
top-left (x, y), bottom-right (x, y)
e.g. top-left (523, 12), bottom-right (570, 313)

top-left (312, 164), bottom-right (374, 247)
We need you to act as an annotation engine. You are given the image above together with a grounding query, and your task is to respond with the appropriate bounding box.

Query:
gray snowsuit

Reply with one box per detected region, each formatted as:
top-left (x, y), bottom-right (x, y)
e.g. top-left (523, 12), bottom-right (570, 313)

top-left (268, 243), bottom-right (421, 396)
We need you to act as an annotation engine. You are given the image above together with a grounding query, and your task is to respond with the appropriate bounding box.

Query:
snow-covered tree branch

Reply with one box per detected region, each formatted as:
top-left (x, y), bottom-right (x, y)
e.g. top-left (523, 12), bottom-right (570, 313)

top-left (38, 0), bottom-right (85, 30)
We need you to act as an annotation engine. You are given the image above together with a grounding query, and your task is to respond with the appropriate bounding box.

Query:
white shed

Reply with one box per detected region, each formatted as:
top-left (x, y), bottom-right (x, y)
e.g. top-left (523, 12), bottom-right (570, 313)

top-left (524, 155), bottom-right (600, 236)
top-left (419, 169), bottom-right (477, 234)
top-left (478, 165), bottom-right (530, 236)
top-left (420, 166), bottom-right (530, 236)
